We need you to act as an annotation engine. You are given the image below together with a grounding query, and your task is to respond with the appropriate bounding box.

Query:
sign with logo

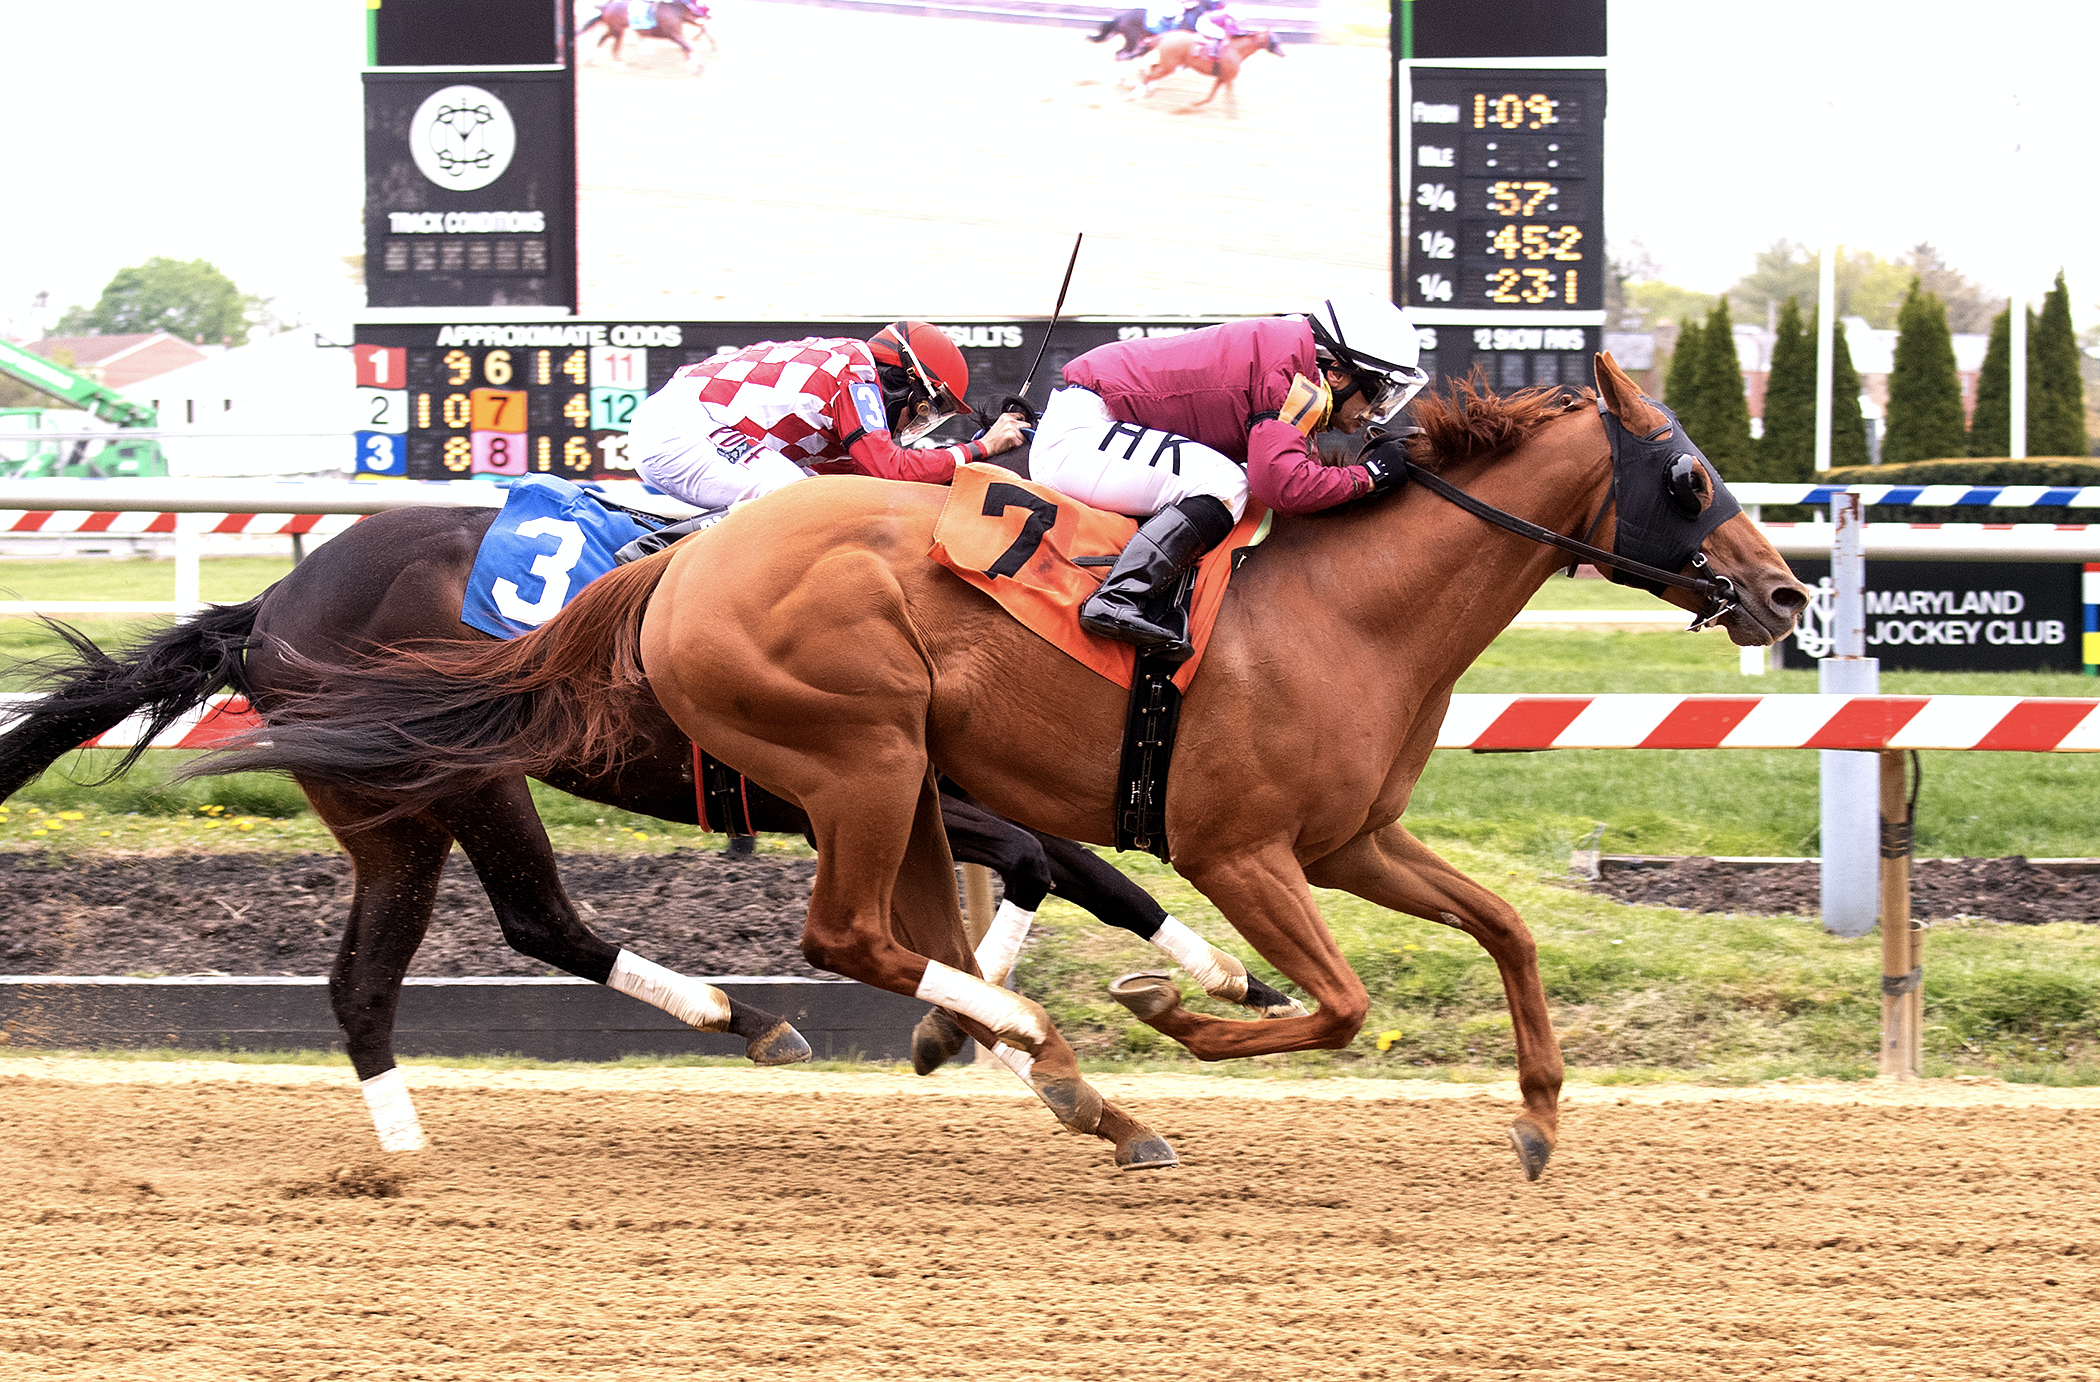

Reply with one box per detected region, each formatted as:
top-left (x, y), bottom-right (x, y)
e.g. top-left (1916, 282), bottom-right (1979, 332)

top-left (1780, 559), bottom-right (2081, 673)
top-left (363, 71), bottom-right (575, 310)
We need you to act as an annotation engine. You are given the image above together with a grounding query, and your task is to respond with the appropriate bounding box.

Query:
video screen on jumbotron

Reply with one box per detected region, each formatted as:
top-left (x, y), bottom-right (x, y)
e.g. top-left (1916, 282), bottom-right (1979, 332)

top-left (566, 0), bottom-right (1391, 319)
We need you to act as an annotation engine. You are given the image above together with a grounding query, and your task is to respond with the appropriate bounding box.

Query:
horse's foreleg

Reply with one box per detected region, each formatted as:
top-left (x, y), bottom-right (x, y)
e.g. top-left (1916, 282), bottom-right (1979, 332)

top-left (1114, 842), bottom-right (1369, 1061)
top-left (439, 775), bottom-right (811, 1065)
top-left (1305, 823), bottom-right (1563, 1181)
top-left (306, 782), bottom-right (450, 1154)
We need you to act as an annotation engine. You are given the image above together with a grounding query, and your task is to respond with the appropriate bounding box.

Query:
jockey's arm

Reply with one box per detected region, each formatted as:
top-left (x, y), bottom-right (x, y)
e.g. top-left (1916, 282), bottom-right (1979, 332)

top-left (1245, 421), bottom-right (1372, 515)
top-left (843, 412), bottom-right (1027, 484)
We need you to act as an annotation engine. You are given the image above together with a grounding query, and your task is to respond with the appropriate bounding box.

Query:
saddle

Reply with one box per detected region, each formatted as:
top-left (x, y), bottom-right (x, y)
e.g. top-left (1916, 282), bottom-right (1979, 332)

top-left (928, 463), bottom-right (1270, 857)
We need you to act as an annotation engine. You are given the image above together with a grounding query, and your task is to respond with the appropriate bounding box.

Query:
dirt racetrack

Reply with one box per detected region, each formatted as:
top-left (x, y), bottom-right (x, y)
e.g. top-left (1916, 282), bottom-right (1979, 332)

top-left (5, 1062), bottom-right (2098, 1380)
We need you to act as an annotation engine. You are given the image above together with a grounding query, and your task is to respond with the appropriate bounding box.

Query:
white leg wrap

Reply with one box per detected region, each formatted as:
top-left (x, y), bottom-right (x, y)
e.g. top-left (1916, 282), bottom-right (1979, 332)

top-left (1149, 915), bottom-right (1249, 1001)
top-left (360, 1067), bottom-right (427, 1153)
top-left (972, 899), bottom-right (1036, 987)
top-left (608, 949), bottom-right (733, 1032)
top-left (915, 959), bottom-right (1048, 1046)
top-left (988, 1040), bottom-right (1036, 1082)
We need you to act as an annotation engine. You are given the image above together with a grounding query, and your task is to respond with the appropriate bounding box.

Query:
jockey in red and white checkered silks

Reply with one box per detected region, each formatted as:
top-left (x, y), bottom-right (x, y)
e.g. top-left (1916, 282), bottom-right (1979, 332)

top-left (1031, 297), bottom-right (1427, 658)
top-left (626, 323), bottom-right (1026, 516)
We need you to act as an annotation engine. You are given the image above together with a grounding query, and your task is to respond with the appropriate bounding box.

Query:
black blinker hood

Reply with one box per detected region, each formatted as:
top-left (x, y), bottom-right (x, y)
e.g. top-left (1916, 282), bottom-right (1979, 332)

top-left (1597, 395), bottom-right (1742, 595)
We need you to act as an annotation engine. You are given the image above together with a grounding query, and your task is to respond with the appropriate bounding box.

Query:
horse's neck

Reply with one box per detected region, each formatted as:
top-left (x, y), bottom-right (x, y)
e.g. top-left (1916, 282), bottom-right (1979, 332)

top-left (1277, 413), bottom-right (1610, 691)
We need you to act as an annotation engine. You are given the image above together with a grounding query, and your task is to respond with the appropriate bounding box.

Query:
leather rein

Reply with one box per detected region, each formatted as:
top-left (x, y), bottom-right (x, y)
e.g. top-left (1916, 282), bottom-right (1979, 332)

top-left (1396, 449), bottom-right (1742, 633)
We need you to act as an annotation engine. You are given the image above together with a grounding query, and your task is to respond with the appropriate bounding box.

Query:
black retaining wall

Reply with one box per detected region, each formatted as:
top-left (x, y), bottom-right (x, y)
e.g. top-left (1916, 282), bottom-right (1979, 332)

top-left (0, 976), bottom-right (928, 1062)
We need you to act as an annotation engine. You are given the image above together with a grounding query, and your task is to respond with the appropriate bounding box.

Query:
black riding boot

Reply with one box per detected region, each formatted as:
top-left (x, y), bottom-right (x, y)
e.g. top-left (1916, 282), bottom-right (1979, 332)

top-left (612, 509), bottom-right (726, 565)
top-left (1078, 496), bottom-right (1233, 662)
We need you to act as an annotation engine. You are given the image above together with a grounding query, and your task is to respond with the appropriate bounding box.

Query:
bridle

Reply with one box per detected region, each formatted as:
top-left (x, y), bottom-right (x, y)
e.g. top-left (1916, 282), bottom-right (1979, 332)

top-left (1382, 397), bottom-right (1744, 632)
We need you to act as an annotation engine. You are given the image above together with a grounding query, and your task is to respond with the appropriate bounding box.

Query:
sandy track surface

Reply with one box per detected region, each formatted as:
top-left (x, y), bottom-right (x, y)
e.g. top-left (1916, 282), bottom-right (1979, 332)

top-left (575, 3), bottom-right (1391, 319)
top-left (4, 1061), bottom-right (2097, 1379)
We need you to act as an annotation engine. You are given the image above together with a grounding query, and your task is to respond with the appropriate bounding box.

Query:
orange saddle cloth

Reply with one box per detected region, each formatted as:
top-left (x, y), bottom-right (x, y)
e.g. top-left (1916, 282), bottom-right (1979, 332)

top-left (928, 463), bottom-right (1268, 691)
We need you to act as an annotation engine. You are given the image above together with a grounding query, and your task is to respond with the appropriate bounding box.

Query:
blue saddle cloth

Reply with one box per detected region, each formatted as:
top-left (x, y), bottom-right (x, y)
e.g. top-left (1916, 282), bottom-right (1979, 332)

top-left (461, 475), bottom-right (651, 639)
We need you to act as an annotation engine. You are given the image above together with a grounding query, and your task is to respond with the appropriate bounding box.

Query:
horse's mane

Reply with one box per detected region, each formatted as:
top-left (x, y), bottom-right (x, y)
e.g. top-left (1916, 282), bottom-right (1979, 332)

top-left (1404, 378), bottom-right (1594, 473)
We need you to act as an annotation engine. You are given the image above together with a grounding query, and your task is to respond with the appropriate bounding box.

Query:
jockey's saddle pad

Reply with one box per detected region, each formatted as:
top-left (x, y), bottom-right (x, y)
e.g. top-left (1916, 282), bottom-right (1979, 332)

top-left (461, 474), bottom-right (651, 640)
top-left (928, 462), bottom-right (1269, 693)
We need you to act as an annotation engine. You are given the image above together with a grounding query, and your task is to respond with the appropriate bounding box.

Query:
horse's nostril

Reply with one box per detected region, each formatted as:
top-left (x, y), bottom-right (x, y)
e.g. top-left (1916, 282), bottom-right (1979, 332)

top-left (1770, 584), bottom-right (1808, 611)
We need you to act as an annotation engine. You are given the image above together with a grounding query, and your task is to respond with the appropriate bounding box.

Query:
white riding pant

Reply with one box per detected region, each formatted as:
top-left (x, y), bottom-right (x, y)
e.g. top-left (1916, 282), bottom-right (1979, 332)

top-left (628, 391), bottom-right (815, 511)
top-left (1030, 387), bottom-right (1249, 521)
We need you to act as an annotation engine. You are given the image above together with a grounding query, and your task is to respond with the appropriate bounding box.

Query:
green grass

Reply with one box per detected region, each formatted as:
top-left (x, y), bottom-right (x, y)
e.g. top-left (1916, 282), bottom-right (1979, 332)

top-left (0, 554), bottom-right (293, 605)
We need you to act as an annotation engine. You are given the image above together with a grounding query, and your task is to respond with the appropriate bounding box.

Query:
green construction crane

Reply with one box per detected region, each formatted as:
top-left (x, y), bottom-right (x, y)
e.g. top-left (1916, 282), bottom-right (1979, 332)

top-left (0, 338), bottom-right (167, 478)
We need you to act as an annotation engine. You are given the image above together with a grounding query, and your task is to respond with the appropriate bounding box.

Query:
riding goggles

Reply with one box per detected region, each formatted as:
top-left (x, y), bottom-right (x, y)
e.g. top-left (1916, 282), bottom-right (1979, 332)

top-left (1359, 365), bottom-right (1430, 427)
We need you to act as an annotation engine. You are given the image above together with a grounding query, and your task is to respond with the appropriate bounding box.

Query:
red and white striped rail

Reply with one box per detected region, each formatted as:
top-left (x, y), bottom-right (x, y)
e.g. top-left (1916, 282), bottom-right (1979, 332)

top-left (1434, 694), bottom-right (2100, 752)
top-left (0, 693), bottom-right (257, 749)
top-left (0, 509), bottom-right (363, 538)
top-left (6, 693), bottom-right (2098, 754)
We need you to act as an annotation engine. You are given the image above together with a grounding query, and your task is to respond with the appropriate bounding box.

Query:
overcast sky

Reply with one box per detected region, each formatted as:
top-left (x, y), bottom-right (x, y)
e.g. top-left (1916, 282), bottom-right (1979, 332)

top-left (7, 0), bottom-right (2094, 333)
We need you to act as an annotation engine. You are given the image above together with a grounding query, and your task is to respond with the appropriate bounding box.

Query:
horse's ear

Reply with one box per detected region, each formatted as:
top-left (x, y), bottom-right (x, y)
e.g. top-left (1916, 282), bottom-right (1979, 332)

top-left (1593, 351), bottom-right (1670, 437)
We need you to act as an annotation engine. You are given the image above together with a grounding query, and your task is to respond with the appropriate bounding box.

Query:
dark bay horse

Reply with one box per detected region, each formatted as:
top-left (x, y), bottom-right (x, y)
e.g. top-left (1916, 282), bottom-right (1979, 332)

top-left (192, 356), bottom-right (1809, 1176)
top-left (1086, 2), bottom-right (1210, 62)
top-left (578, 0), bottom-right (714, 71)
top-left (0, 502), bottom-right (1292, 1160)
top-left (1132, 28), bottom-right (1282, 115)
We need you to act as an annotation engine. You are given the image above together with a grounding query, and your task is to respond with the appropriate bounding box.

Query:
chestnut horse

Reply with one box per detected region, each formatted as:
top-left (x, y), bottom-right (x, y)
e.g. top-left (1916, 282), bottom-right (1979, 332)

top-left (578, 0), bottom-right (714, 71)
top-left (1132, 28), bottom-right (1282, 115)
top-left (196, 356), bottom-right (1808, 1175)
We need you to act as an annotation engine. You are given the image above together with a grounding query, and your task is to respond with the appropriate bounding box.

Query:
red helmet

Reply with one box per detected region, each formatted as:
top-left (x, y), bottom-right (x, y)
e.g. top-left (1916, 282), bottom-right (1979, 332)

top-left (868, 321), bottom-right (974, 443)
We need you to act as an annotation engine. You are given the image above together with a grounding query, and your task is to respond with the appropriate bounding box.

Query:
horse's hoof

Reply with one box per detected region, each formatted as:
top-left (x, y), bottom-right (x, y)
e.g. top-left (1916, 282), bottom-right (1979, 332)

top-left (1242, 973), bottom-right (1308, 1019)
top-left (1030, 1074), bottom-right (1104, 1135)
top-left (910, 1007), bottom-right (968, 1076)
top-left (1115, 1133), bottom-right (1180, 1170)
top-left (1108, 971), bottom-right (1183, 1022)
top-left (744, 1021), bottom-right (813, 1066)
top-left (1509, 1117), bottom-right (1554, 1182)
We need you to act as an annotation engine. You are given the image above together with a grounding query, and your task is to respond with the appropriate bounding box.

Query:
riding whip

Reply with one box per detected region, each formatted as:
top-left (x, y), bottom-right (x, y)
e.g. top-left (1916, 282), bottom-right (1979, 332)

top-left (1014, 232), bottom-right (1084, 407)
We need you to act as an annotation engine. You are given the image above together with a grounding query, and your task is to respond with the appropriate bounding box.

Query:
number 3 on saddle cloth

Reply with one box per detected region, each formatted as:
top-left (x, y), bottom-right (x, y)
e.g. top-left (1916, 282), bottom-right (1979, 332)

top-left (459, 474), bottom-right (756, 838)
top-left (929, 462), bottom-right (1269, 694)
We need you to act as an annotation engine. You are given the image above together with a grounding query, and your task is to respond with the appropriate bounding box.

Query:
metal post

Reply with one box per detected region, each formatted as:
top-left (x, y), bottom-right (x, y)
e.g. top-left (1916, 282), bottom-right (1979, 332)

top-left (1878, 750), bottom-right (1921, 1080)
top-left (1819, 493), bottom-right (1879, 936)
top-left (172, 513), bottom-right (203, 615)
top-left (1813, 242), bottom-right (1838, 473)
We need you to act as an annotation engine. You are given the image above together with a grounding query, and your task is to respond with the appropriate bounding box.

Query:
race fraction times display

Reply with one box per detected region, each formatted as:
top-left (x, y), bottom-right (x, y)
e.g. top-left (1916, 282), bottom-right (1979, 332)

top-left (1399, 67), bottom-right (1606, 392)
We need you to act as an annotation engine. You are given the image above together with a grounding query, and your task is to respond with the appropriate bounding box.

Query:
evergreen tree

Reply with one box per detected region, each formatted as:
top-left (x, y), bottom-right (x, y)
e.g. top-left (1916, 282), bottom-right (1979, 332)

top-left (1759, 296), bottom-right (1816, 482)
top-left (1689, 299), bottom-right (1756, 479)
top-left (1883, 279), bottom-right (1967, 464)
top-left (2033, 269), bottom-right (2087, 456)
top-left (1968, 306), bottom-right (2012, 456)
top-left (1663, 317), bottom-right (1701, 419)
top-left (1829, 320), bottom-right (1870, 469)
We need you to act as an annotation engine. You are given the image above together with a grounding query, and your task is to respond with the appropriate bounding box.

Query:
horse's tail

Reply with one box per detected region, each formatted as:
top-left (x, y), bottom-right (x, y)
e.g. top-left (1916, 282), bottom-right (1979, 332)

top-left (188, 551), bottom-right (676, 817)
top-left (0, 599), bottom-right (262, 802)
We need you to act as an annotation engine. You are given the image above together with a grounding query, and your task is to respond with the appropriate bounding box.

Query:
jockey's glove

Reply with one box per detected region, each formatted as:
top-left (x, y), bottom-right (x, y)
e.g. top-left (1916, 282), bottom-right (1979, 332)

top-left (1359, 439), bottom-right (1410, 497)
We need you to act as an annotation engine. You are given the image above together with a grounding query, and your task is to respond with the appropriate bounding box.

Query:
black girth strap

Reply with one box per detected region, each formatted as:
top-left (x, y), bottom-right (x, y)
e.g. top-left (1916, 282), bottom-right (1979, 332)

top-left (1114, 653), bottom-right (1184, 859)
top-left (694, 745), bottom-right (755, 839)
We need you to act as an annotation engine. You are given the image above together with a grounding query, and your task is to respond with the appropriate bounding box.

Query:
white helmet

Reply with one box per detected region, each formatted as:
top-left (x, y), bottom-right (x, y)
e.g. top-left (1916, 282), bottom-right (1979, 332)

top-left (1307, 295), bottom-right (1428, 425)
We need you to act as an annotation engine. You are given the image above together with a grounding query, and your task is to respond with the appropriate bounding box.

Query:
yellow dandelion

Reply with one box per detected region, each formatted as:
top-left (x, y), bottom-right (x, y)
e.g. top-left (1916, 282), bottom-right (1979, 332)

top-left (1375, 1029), bottom-right (1404, 1052)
